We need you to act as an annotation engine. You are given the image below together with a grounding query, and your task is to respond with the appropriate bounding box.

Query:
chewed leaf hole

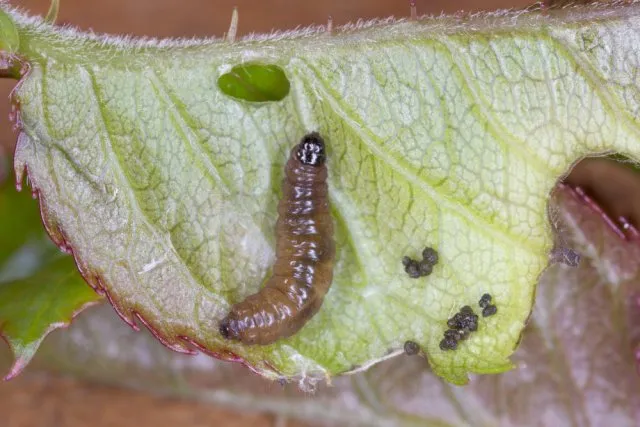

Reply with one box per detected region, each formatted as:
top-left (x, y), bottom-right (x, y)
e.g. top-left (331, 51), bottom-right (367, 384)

top-left (218, 63), bottom-right (290, 102)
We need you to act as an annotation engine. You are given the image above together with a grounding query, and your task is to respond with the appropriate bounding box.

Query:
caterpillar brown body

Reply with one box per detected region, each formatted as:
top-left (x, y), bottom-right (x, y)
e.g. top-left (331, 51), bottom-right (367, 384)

top-left (219, 132), bottom-right (335, 345)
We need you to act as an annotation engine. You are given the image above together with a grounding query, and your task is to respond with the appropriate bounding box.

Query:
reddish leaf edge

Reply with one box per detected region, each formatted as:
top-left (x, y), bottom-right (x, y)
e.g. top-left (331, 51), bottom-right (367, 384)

top-left (0, 55), bottom-right (108, 381)
top-left (5, 56), bottom-right (278, 381)
top-left (1, 62), bottom-right (106, 380)
top-left (12, 159), bottom-right (279, 379)
top-left (9, 86), bottom-right (289, 386)
top-left (26, 162), bottom-right (293, 376)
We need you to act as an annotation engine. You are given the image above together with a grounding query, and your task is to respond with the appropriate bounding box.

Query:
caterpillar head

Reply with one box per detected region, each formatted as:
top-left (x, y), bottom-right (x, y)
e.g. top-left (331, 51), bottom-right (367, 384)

top-left (296, 132), bottom-right (326, 166)
top-left (219, 317), bottom-right (240, 341)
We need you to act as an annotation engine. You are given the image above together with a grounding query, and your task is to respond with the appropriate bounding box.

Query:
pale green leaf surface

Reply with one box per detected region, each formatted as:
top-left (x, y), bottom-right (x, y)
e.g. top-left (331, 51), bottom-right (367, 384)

top-left (4, 3), bottom-right (640, 384)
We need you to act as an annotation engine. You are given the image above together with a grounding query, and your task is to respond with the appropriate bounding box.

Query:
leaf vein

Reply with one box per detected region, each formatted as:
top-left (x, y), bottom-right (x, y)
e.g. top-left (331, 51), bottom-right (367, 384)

top-left (297, 58), bottom-right (541, 254)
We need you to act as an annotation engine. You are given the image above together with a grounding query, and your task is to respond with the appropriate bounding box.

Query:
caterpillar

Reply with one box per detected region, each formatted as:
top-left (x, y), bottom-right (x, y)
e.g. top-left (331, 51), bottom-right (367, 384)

top-left (219, 132), bottom-right (335, 345)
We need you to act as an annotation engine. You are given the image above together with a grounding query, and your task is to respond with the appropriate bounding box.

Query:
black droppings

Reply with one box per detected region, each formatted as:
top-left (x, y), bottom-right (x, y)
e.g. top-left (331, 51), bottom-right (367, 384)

top-left (404, 341), bottom-right (420, 356)
top-left (441, 305), bottom-right (481, 351)
top-left (440, 295), bottom-right (499, 352)
top-left (402, 246), bottom-right (439, 279)
top-left (448, 309), bottom-right (478, 331)
top-left (458, 315), bottom-right (478, 332)
top-left (418, 263), bottom-right (433, 276)
top-left (439, 336), bottom-right (458, 351)
top-left (447, 317), bottom-right (459, 329)
top-left (402, 258), bottom-right (422, 278)
top-left (479, 293), bottom-right (492, 308)
top-left (456, 328), bottom-right (471, 341)
top-left (422, 247), bottom-right (439, 266)
top-left (447, 314), bottom-right (459, 328)
top-left (460, 305), bottom-right (473, 315)
top-left (444, 329), bottom-right (459, 340)
top-left (482, 305), bottom-right (497, 317)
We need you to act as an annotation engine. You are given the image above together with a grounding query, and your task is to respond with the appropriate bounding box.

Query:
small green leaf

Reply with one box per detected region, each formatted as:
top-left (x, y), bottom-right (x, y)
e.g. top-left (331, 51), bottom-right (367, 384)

top-left (0, 256), bottom-right (100, 380)
top-left (218, 63), bottom-right (291, 102)
top-left (0, 164), bottom-right (102, 380)
top-left (0, 164), bottom-right (41, 264)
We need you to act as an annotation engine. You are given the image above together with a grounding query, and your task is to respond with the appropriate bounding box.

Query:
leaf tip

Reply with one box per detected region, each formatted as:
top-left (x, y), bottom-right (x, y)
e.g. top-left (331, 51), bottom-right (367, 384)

top-left (0, 333), bottom-right (37, 381)
top-left (3, 355), bottom-right (30, 381)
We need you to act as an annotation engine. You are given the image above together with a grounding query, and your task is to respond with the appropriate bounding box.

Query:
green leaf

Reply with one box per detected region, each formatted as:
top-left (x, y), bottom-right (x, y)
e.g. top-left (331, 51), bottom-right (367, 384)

top-left (3, 2), bottom-right (640, 385)
top-left (0, 159), bottom-right (102, 380)
top-left (0, 161), bottom-right (42, 265)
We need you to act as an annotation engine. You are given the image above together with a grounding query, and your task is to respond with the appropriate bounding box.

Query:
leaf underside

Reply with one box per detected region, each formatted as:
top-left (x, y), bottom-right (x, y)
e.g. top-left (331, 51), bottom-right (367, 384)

top-left (4, 2), bottom-right (640, 384)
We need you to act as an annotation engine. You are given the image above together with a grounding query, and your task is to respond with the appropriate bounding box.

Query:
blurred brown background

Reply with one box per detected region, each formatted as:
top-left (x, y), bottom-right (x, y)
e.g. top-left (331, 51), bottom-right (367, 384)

top-left (2, 1), bottom-right (632, 427)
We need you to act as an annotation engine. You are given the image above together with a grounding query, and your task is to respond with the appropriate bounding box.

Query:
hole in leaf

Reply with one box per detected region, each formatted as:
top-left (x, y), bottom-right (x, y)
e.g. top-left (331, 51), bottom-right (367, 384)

top-left (218, 63), bottom-right (290, 102)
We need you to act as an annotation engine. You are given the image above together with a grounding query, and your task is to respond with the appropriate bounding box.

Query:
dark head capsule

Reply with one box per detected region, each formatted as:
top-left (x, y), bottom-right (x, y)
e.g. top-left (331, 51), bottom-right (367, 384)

top-left (296, 132), bottom-right (326, 166)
